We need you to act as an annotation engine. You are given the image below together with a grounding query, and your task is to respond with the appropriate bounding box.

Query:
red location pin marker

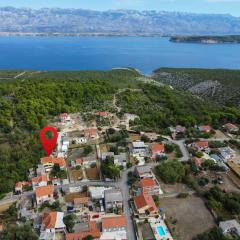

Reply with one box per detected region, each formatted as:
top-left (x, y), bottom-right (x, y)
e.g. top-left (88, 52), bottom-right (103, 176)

top-left (39, 126), bottom-right (58, 156)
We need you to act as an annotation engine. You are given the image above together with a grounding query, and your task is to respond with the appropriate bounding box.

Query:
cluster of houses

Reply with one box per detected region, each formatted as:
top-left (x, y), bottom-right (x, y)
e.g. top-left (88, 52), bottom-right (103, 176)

top-left (65, 186), bottom-right (128, 240)
top-left (130, 141), bottom-right (165, 165)
top-left (131, 165), bottom-right (173, 240)
top-left (190, 139), bottom-right (235, 171)
top-left (15, 156), bottom-right (67, 195)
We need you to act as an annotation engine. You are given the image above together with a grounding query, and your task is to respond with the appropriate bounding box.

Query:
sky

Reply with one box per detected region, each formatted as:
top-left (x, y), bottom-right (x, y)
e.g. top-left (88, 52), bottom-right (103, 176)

top-left (0, 0), bottom-right (240, 16)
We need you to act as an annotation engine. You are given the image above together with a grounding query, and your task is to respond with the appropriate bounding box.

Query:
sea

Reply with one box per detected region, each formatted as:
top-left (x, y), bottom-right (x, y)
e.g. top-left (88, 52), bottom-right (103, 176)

top-left (0, 36), bottom-right (240, 74)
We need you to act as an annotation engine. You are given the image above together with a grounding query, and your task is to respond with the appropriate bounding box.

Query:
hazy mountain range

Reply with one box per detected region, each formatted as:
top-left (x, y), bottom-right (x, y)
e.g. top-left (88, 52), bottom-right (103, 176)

top-left (0, 7), bottom-right (240, 36)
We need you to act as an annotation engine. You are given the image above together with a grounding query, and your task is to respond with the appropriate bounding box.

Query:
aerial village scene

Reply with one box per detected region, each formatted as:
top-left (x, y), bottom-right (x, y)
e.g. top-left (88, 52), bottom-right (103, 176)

top-left (1, 109), bottom-right (240, 240)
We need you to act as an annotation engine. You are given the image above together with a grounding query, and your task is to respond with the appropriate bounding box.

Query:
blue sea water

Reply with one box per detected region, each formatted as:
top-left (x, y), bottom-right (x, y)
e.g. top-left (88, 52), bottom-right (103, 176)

top-left (0, 36), bottom-right (240, 74)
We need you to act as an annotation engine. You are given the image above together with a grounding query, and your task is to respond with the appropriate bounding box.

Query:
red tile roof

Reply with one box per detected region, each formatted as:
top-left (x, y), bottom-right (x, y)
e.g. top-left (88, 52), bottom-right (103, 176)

top-left (134, 193), bottom-right (158, 213)
top-left (32, 175), bottom-right (47, 183)
top-left (84, 128), bottom-right (98, 137)
top-left (95, 111), bottom-right (107, 117)
top-left (42, 212), bottom-right (57, 229)
top-left (140, 178), bottom-right (156, 188)
top-left (75, 159), bottom-right (83, 165)
top-left (35, 185), bottom-right (54, 198)
top-left (65, 221), bottom-right (100, 240)
top-left (192, 157), bottom-right (201, 167)
top-left (199, 125), bottom-right (211, 132)
top-left (193, 141), bottom-right (209, 149)
top-left (150, 144), bottom-right (165, 154)
top-left (102, 215), bottom-right (127, 229)
top-left (225, 123), bottom-right (238, 130)
top-left (15, 181), bottom-right (31, 189)
top-left (41, 157), bottom-right (66, 168)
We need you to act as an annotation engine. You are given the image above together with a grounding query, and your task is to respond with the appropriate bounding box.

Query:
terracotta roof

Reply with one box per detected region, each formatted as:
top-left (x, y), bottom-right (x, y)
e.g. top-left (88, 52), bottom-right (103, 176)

top-left (150, 144), bottom-right (165, 154)
top-left (102, 215), bottom-right (127, 229)
top-left (32, 175), bottom-right (47, 183)
top-left (84, 128), bottom-right (98, 137)
top-left (35, 185), bottom-right (54, 198)
top-left (225, 123), bottom-right (238, 130)
top-left (192, 157), bottom-right (201, 167)
top-left (95, 111), bottom-right (107, 117)
top-left (75, 159), bottom-right (82, 165)
top-left (73, 197), bottom-right (89, 205)
top-left (199, 125), bottom-right (211, 132)
top-left (41, 157), bottom-right (66, 168)
top-left (42, 212), bottom-right (57, 229)
top-left (15, 181), bottom-right (31, 189)
top-left (134, 193), bottom-right (158, 213)
top-left (65, 221), bottom-right (100, 240)
top-left (140, 178), bottom-right (156, 188)
top-left (193, 141), bottom-right (209, 149)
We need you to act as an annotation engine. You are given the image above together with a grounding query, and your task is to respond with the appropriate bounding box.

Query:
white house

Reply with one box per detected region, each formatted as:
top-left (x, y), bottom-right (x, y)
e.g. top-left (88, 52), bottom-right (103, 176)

top-left (40, 212), bottom-right (66, 240)
top-left (31, 175), bottom-right (47, 190)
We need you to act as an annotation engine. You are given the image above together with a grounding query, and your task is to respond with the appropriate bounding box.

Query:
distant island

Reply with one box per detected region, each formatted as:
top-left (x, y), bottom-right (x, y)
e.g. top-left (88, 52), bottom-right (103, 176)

top-left (170, 35), bottom-right (240, 44)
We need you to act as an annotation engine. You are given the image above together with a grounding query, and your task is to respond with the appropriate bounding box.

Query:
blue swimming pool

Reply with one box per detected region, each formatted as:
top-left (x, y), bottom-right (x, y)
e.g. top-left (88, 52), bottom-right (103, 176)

top-left (156, 226), bottom-right (166, 237)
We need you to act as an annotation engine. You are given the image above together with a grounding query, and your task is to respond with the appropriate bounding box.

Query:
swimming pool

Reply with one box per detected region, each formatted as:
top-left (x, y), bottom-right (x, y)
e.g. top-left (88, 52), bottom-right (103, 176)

top-left (156, 226), bottom-right (166, 237)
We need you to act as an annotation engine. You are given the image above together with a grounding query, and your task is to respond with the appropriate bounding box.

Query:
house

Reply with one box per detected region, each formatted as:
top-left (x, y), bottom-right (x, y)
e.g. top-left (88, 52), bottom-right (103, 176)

top-left (135, 165), bottom-right (154, 179)
top-left (210, 154), bottom-right (221, 163)
top-left (134, 193), bottom-right (158, 216)
top-left (62, 136), bottom-right (70, 146)
top-left (66, 221), bottom-right (100, 240)
top-left (192, 141), bottom-right (209, 151)
top-left (35, 185), bottom-right (54, 205)
top-left (89, 186), bottom-right (111, 200)
top-left (36, 164), bottom-right (46, 176)
top-left (32, 175), bottom-right (48, 190)
top-left (224, 123), bottom-right (239, 133)
top-left (75, 159), bottom-right (83, 166)
top-left (101, 215), bottom-right (127, 240)
top-left (199, 125), bottom-right (211, 133)
top-left (40, 212), bottom-right (66, 240)
top-left (95, 111), bottom-right (108, 118)
top-left (84, 128), bottom-right (98, 139)
top-left (73, 197), bottom-right (89, 210)
top-left (62, 136), bottom-right (70, 152)
top-left (59, 113), bottom-right (71, 122)
top-left (15, 181), bottom-right (31, 194)
top-left (104, 189), bottom-right (123, 213)
top-left (219, 147), bottom-right (235, 161)
top-left (41, 157), bottom-right (66, 172)
top-left (150, 144), bottom-right (165, 160)
top-left (102, 152), bottom-right (114, 161)
top-left (114, 153), bottom-right (127, 168)
top-left (131, 141), bottom-right (148, 156)
top-left (175, 125), bottom-right (186, 133)
top-left (192, 157), bottom-right (201, 167)
top-left (139, 178), bottom-right (162, 195)
top-left (219, 219), bottom-right (240, 237)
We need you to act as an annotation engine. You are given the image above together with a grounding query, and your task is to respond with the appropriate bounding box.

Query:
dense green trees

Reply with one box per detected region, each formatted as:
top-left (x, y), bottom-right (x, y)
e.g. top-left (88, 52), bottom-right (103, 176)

top-left (117, 84), bottom-right (240, 132)
top-left (155, 159), bottom-right (186, 184)
top-left (101, 156), bottom-right (120, 180)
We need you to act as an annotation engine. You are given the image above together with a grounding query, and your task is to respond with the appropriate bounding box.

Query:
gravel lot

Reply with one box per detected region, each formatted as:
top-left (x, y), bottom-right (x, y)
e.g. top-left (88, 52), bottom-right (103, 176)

top-left (160, 195), bottom-right (215, 240)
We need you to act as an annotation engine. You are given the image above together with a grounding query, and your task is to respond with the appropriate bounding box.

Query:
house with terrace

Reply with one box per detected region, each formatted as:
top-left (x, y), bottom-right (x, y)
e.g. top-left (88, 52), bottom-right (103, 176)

top-left (35, 185), bottom-right (54, 205)
top-left (40, 157), bottom-right (66, 172)
top-left (133, 193), bottom-right (158, 217)
top-left (104, 189), bottom-right (123, 213)
top-left (40, 211), bottom-right (66, 240)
